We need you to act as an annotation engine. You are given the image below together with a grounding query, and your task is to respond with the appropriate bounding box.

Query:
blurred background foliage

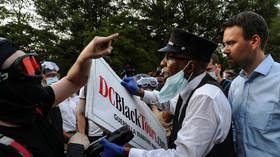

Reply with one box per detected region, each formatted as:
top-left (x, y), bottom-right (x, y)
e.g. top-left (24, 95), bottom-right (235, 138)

top-left (0, 0), bottom-right (279, 76)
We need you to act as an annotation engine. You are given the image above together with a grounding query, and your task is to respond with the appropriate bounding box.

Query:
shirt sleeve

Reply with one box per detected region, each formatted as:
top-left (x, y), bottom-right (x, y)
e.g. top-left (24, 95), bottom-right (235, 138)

top-left (79, 86), bottom-right (85, 99)
top-left (142, 90), bottom-right (177, 115)
top-left (40, 86), bottom-right (55, 116)
top-left (129, 92), bottom-right (228, 157)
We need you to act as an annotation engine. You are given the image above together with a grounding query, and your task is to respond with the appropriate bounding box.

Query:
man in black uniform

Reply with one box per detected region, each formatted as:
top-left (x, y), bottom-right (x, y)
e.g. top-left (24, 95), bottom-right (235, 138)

top-left (99, 29), bottom-right (231, 157)
top-left (0, 33), bottom-right (118, 157)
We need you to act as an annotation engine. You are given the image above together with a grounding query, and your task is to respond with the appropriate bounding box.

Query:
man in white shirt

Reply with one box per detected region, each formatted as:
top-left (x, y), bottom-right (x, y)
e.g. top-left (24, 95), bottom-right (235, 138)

top-left (100, 28), bottom-right (231, 157)
top-left (59, 94), bottom-right (78, 134)
top-left (77, 86), bottom-right (104, 142)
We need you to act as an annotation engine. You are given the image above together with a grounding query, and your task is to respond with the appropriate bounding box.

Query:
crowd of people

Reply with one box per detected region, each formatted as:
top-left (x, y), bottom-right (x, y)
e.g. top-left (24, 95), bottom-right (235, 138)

top-left (1, 11), bottom-right (279, 157)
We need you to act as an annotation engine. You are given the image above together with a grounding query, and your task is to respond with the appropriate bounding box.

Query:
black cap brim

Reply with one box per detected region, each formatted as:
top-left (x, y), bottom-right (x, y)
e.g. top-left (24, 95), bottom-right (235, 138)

top-left (157, 45), bottom-right (181, 53)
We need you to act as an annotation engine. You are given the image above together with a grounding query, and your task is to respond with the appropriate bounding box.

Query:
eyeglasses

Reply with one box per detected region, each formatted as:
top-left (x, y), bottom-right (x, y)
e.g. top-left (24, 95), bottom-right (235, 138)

top-left (137, 77), bottom-right (158, 88)
top-left (164, 54), bottom-right (189, 61)
top-left (1, 54), bottom-right (42, 80)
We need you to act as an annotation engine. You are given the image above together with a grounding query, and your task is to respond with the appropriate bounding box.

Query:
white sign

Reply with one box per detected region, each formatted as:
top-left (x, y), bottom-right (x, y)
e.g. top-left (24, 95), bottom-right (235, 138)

top-left (85, 58), bottom-right (167, 150)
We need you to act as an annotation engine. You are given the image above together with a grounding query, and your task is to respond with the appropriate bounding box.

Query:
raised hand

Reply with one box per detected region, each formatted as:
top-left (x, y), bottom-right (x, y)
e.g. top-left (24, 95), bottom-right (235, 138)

top-left (81, 33), bottom-right (119, 60)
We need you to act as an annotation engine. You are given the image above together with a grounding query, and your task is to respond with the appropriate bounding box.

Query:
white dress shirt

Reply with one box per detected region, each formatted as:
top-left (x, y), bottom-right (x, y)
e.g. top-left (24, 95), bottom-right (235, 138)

top-left (130, 72), bottom-right (231, 157)
top-left (59, 95), bottom-right (78, 132)
top-left (79, 86), bottom-right (103, 136)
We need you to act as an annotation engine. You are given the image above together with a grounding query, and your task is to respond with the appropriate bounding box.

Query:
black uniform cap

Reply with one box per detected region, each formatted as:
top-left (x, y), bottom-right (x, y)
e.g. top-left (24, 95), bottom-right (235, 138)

top-left (158, 28), bottom-right (218, 62)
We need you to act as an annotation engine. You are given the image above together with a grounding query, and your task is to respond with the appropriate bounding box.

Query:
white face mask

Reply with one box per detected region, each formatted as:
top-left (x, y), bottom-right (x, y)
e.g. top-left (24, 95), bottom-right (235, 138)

top-left (208, 71), bottom-right (218, 80)
top-left (159, 61), bottom-right (192, 103)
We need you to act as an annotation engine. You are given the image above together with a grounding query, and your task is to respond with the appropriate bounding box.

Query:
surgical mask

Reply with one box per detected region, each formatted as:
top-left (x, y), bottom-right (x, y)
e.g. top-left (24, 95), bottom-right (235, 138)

top-left (208, 71), bottom-right (217, 80)
top-left (46, 76), bottom-right (58, 85)
top-left (159, 61), bottom-right (192, 103)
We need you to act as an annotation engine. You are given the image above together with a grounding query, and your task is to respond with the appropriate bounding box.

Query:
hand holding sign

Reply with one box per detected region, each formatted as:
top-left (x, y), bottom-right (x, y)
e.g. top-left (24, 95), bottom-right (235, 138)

top-left (121, 77), bottom-right (139, 95)
top-left (100, 138), bottom-right (124, 157)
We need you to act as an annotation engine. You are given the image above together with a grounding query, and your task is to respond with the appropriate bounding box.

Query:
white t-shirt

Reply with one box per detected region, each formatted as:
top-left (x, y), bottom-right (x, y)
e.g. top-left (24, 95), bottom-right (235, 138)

top-left (79, 86), bottom-right (103, 137)
top-left (59, 95), bottom-right (78, 132)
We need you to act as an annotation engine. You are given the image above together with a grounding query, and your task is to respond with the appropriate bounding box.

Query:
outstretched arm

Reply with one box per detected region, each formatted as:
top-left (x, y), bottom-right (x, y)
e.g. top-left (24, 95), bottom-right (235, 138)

top-left (51, 33), bottom-right (119, 107)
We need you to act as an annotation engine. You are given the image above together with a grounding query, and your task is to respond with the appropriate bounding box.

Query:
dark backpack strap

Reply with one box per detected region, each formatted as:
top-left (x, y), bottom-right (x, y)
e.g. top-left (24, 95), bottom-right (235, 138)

top-left (168, 74), bottom-right (224, 149)
top-left (0, 134), bottom-right (33, 157)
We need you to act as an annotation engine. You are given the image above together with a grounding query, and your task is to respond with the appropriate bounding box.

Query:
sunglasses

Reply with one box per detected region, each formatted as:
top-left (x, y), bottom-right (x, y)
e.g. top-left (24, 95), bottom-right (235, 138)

top-left (1, 54), bottom-right (42, 80)
top-left (137, 77), bottom-right (158, 88)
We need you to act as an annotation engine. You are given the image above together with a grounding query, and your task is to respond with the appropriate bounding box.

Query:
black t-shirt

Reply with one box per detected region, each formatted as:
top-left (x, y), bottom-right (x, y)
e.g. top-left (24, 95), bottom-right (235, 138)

top-left (0, 86), bottom-right (65, 157)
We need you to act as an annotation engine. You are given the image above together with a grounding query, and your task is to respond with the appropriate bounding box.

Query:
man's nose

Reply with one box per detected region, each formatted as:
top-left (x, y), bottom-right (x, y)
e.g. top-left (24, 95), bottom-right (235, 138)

top-left (160, 57), bottom-right (167, 67)
top-left (223, 46), bottom-right (230, 55)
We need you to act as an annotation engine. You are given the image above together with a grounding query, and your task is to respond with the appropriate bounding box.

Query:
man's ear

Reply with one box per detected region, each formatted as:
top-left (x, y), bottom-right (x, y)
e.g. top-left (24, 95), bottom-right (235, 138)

top-left (190, 62), bottom-right (195, 71)
top-left (250, 34), bottom-right (261, 50)
top-left (217, 64), bottom-right (222, 72)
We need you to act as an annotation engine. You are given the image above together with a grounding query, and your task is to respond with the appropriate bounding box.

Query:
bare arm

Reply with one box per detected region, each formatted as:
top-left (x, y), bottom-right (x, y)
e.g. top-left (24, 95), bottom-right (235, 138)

top-left (51, 33), bottom-right (119, 107)
top-left (76, 98), bottom-right (86, 134)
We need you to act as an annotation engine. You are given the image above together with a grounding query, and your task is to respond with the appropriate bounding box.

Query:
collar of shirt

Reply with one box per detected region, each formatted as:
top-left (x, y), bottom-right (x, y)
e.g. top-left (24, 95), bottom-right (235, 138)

top-left (180, 72), bottom-right (206, 106)
top-left (239, 54), bottom-right (274, 80)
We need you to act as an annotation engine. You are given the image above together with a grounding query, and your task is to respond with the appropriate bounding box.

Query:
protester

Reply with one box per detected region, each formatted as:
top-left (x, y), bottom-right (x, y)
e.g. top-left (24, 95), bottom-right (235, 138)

top-left (41, 61), bottom-right (64, 144)
top-left (59, 94), bottom-right (79, 141)
top-left (223, 11), bottom-right (280, 157)
top-left (206, 53), bottom-right (232, 97)
top-left (222, 69), bottom-right (237, 81)
top-left (136, 76), bottom-right (173, 137)
top-left (41, 61), bottom-right (60, 86)
top-left (100, 28), bottom-right (231, 157)
top-left (155, 74), bottom-right (164, 91)
top-left (0, 33), bottom-right (118, 157)
top-left (120, 64), bottom-right (136, 78)
top-left (42, 61), bottom-right (79, 144)
top-left (205, 54), bottom-right (235, 156)
top-left (77, 85), bottom-right (104, 142)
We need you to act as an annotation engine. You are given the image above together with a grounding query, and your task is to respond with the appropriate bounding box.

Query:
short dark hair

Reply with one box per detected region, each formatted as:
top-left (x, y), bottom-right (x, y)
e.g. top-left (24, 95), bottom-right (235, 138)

top-left (211, 53), bottom-right (220, 65)
top-left (222, 11), bottom-right (268, 50)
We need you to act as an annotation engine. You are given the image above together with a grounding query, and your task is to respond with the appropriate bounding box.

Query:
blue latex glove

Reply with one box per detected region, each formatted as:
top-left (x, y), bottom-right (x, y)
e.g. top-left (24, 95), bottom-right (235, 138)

top-left (100, 138), bottom-right (124, 157)
top-left (121, 77), bottom-right (139, 95)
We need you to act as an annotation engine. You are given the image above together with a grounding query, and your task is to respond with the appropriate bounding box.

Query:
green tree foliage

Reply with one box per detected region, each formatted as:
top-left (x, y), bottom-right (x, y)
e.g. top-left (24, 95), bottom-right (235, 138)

top-left (97, 11), bottom-right (162, 75)
top-left (267, 11), bottom-right (280, 62)
top-left (31, 0), bottom-right (127, 76)
top-left (0, 0), bottom-right (57, 62)
top-left (1, 0), bottom-right (279, 76)
top-left (126, 0), bottom-right (279, 73)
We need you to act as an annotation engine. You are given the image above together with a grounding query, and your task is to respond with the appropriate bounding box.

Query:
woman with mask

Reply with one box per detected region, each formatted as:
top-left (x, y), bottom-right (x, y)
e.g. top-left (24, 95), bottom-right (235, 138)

top-left (0, 33), bottom-right (118, 157)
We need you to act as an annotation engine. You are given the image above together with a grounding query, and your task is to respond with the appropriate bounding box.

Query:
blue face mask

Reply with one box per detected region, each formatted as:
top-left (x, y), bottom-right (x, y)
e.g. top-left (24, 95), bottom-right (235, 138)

top-left (46, 77), bottom-right (58, 85)
top-left (159, 61), bottom-right (192, 103)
